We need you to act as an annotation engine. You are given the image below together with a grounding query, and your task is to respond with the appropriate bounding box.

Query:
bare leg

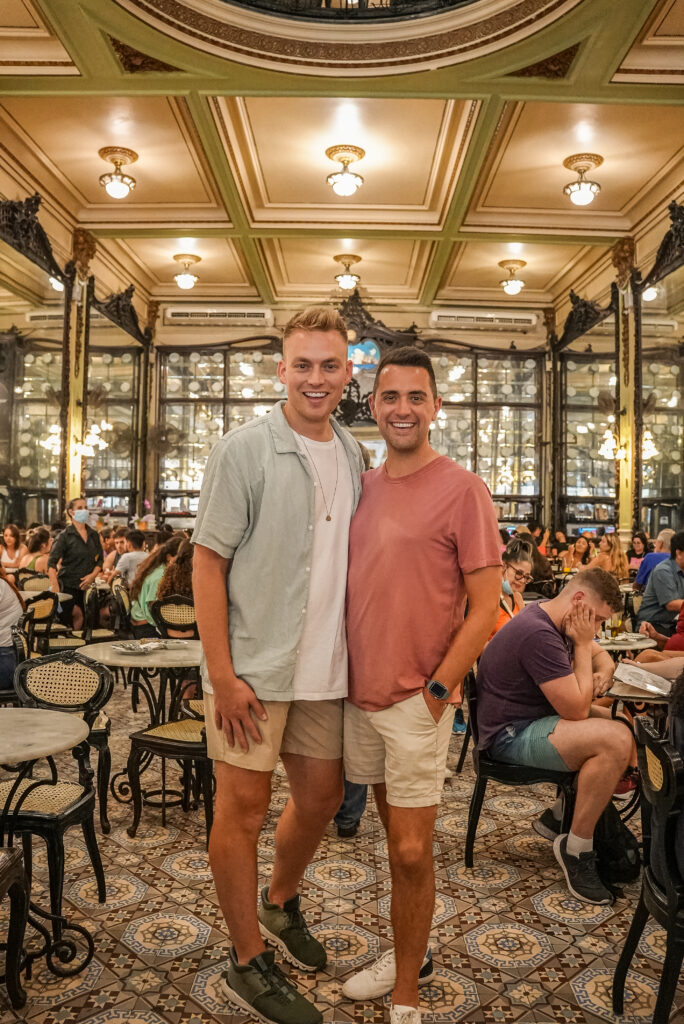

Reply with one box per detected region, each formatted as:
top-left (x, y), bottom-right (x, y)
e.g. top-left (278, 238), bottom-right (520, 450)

top-left (209, 761), bottom-right (272, 963)
top-left (267, 754), bottom-right (343, 906)
top-left (548, 718), bottom-right (632, 838)
top-left (386, 803), bottom-right (438, 1009)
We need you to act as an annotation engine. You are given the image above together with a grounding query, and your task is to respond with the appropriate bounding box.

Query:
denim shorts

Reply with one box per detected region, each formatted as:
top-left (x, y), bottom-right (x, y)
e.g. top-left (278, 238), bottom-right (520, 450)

top-left (489, 715), bottom-right (570, 772)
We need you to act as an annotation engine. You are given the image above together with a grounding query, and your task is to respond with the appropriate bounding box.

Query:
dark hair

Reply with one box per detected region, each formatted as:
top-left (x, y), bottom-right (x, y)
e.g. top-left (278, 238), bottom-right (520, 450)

top-left (503, 538), bottom-right (534, 565)
top-left (565, 567), bottom-right (623, 612)
top-left (573, 535), bottom-right (591, 564)
top-left (373, 346), bottom-right (437, 399)
top-left (100, 527), bottom-right (113, 541)
top-left (1, 524), bottom-right (21, 549)
top-left (125, 529), bottom-right (146, 551)
top-left (113, 526), bottom-right (128, 538)
top-left (670, 531), bottom-right (684, 558)
top-left (630, 531), bottom-right (649, 554)
top-left (499, 527), bottom-right (511, 545)
top-left (671, 669), bottom-right (684, 718)
top-left (157, 539), bottom-right (194, 600)
top-left (66, 497), bottom-right (85, 513)
top-left (27, 527), bottom-right (50, 554)
top-left (130, 535), bottom-right (183, 602)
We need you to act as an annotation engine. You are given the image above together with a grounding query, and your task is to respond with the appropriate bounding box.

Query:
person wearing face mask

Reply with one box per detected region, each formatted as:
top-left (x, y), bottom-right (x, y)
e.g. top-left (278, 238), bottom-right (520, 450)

top-left (490, 539), bottom-right (534, 640)
top-left (47, 497), bottom-right (103, 628)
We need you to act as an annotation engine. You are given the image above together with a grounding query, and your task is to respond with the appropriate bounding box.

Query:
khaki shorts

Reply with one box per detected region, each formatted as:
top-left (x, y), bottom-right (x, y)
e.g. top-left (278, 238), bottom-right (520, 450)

top-left (204, 691), bottom-right (343, 772)
top-left (344, 692), bottom-right (455, 808)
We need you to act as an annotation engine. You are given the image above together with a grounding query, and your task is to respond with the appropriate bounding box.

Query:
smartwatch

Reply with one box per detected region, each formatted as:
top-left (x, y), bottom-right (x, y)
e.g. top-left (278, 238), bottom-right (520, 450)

top-left (426, 679), bottom-right (449, 701)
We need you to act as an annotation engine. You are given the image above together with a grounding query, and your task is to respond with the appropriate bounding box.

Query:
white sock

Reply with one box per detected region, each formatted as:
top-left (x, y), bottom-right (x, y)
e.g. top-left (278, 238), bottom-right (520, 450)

top-left (566, 831), bottom-right (592, 857)
top-left (551, 797), bottom-right (563, 821)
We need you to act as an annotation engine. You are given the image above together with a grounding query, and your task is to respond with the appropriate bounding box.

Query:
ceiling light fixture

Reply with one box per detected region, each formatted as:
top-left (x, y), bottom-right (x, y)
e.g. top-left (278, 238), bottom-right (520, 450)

top-left (642, 286), bottom-right (659, 302)
top-left (98, 147), bottom-right (138, 199)
top-left (326, 145), bottom-right (365, 197)
top-left (333, 253), bottom-right (361, 291)
top-left (562, 153), bottom-right (603, 206)
top-left (173, 253), bottom-right (201, 290)
top-left (498, 259), bottom-right (526, 296)
top-left (48, 276), bottom-right (64, 293)
top-left (642, 430), bottom-right (658, 461)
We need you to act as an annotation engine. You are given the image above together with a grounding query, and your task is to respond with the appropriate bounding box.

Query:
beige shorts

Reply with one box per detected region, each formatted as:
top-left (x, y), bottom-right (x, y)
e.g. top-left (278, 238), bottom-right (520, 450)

top-left (204, 691), bottom-right (343, 772)
top-left (344, 692), bottom-right (455, 808)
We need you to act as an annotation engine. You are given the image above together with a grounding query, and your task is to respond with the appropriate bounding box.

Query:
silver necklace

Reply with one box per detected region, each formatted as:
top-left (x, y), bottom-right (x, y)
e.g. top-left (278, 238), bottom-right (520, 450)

top-left (300, 435), bottom-right (339, 522)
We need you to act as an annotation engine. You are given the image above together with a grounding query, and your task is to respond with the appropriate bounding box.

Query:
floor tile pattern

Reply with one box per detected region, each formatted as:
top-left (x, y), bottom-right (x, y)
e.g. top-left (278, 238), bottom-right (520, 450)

top-left (0, 681), bottom-right (681, 1024)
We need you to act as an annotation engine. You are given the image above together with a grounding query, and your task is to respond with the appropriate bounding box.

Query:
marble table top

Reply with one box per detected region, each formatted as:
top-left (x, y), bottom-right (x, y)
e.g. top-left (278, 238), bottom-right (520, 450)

top-left (79, 639), bottom-right (202, 669)
top-left (20, 590), bottom-right (72, 601)
top-left (597, 636), bottom-right (658, 652)
top-left (0, 708), bottom-right (89, 763)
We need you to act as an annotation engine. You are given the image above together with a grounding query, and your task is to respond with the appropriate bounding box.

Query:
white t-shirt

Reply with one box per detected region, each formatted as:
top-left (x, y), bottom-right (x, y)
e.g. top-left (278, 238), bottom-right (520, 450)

top-left (0, 579), bottom-right (22, 647)
top-left (293, 432), bottom-right (354, 701)
top-left (116, 550), bottom-right (147, 586)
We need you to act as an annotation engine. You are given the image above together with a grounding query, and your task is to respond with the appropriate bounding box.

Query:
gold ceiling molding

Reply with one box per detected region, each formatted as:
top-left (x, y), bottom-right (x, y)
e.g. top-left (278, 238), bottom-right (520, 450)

top-left (506, 41), bottom-right (580, 78)
top-left (108, 36), bottom-right (181, 73)
top-left (113, 0), bottom-right (583, 76)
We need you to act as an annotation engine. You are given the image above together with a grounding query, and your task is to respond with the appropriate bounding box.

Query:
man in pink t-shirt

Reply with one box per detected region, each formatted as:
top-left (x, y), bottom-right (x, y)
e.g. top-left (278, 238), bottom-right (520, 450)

top-left (342, 347), bottom-right (502, 1024)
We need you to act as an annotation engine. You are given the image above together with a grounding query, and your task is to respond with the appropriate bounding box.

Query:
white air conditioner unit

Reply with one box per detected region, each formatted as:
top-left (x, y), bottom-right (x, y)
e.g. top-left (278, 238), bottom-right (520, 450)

top-left (163, 305), bottom-right (275, 328)
top-left (429, 309), bottom-right (538, 332)
top-left (590, 315), bottom-right (678, 337)
top-left (25, 309), bottom-right (112, 327)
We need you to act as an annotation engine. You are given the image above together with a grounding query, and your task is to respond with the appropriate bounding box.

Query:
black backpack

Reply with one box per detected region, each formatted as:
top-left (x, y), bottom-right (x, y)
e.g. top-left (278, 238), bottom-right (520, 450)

top-left (594, 801), bottom-right (641, 888)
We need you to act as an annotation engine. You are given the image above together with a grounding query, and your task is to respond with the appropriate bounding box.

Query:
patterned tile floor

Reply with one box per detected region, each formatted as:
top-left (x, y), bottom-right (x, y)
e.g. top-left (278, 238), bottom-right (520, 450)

top-left (1, 681), bottom-right (681, 1024)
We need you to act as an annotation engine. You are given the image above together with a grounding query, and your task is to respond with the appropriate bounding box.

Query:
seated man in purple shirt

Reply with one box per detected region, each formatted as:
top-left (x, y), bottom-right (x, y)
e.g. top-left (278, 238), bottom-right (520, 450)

top-left (476, 568), bottom-right (630, 905)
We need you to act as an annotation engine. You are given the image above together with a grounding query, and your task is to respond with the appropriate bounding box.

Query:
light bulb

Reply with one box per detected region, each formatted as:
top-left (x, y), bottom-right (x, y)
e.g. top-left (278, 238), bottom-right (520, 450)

top-left (174, 272), bottom-right (198, 290)
top-left (501, 278), bottom-right (525, 296)
top-left (105, 175), bottom-right (131, 199)
top-left (328, 168), bottom-right (363, 197)
top-left (642, 286), bottom-right (658, 302)
top-left (48, 276), bottom-right (64, 292)
top-left (336, 272), bottom-right (359, 290)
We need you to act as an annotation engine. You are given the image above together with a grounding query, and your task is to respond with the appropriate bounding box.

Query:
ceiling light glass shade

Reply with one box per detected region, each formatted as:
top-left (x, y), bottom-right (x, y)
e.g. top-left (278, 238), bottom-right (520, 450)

top-left (174, 271), bottom-right (198, 290)
top-left (327, 167), bottom-right (364, 197)
top-left (335, 271), bottom-right (360, 290)
top-left (564, 178), bottom-right (601, 206)
top-left (48, 276), bottom-right (64, 292)
top-left (99, 171), bottom-right (136, 199)
top-left (642, 286), bottom-right (659, 302)
top-left (501, 278), bottom-right (525, 295)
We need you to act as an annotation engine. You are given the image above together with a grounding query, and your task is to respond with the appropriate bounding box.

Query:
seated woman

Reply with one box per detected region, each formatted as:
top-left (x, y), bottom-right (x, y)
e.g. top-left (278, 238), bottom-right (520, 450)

top-left (583, 532), bottom-right (628, 580)
top-left (1, 524), bottom-right (28, 571)
top-left (156, 539), bottom-right (195, 638)
top-left (18, 527), bottom-right (51, 573)
top-left (562, 535), bottom-right (591, 570)
top-left (0, 567), bottom-right (24, 693)
top-left (626, 531), bottom-right (649, 569)
top-left (490, 539), bottom-right (533, 639)
top-left (636, 603), bottom-right (684, 661)
top-left (129, 535), bottom-right (183, 639)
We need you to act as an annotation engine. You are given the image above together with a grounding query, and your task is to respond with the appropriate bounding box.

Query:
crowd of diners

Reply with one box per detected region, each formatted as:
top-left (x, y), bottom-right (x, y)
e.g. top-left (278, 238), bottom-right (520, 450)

top-left (0, 502), bottom-right (196, 688)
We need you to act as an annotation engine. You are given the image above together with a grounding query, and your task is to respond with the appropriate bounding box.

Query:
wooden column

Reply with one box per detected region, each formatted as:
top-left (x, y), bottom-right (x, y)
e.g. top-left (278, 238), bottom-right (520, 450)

top-left (138, 300), bottom-right (159, 520)
top-left (611, 238), bottom-right (638, 544)
top-left (62, 228), bottom-right (96, 505)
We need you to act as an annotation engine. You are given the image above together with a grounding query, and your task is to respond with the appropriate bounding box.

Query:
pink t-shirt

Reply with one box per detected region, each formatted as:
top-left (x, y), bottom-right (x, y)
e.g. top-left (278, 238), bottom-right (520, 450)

top-left (346, 456), bottom-right (502, 711)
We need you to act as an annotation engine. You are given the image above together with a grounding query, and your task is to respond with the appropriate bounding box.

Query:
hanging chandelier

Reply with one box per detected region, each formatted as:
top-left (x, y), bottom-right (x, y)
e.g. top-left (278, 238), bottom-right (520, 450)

top-left (326, 145), bottom-right (365, 197)
top-left (98, 147), bottom-right (138, 199)
top-left (333, 253), bottom-right (361, 290)
top-left (498, 260), bottom-right (526, 295)
top-left (562, 153), bottom-right (603, 207)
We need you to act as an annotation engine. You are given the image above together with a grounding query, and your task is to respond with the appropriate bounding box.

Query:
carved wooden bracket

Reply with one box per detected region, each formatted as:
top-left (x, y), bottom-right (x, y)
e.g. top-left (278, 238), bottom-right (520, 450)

top-left (611, 236), bottom-right (636, 291)
top-left (91, 284), bottom-right (153, 346)
top-left (554, 290), bottom-right (615, 353)
top-left (72, 227), bottom-right (97, 281)
top-left (642, 200), bottom-right (684, 288)
top-left (0, 193), bottom-right (69, 284)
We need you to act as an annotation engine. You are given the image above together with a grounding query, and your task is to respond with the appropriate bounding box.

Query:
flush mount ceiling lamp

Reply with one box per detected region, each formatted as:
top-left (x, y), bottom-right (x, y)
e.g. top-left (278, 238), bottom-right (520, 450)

top-left (642, 286), bottom-right (659, 302)
top-left (498, 259), bottom-right (526, 296)
top-left (98, 146), bottom-right (138, 199)
top-left (326, 145), bottom-right (365, 197)
top-left (333, 253), bottom-right (361, 291)
top-left (173, 253), bottom-right (201, 290)
top-left (562, 153), bottom-right (603, 207)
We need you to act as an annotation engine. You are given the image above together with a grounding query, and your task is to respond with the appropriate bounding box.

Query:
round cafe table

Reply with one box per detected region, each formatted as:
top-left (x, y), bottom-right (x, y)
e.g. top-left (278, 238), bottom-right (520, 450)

top-left (0, 708), bottom-right (93, 977)
top-left (20, 590), bottom-right (72, 602)
top-left (597, 636), bottom-right (657, 656)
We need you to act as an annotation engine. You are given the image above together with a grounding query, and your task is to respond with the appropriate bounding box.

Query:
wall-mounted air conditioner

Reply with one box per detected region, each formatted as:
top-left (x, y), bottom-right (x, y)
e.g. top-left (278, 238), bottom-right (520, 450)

top-left (25, 309), bottom-right (112, 326)
top-left (163, 305), bottom-right (275, 328)
top-left (429, 309), bottom-right (538, 332)
top-left (590, 316), bottom-right (678, 337)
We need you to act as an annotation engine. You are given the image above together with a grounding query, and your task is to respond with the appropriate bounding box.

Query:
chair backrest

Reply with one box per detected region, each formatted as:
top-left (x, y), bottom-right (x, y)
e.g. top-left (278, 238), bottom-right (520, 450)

top-left (14, 651), bottom-right (113, 725)
top-left (150, 596), bottom-right (198, 638)
top-left (24, 591), bottom-right (58, 625)
top-left (635, 716), bottom-right (684, 900)
top-left (83, 584), bottom-right (102, 629)
top-left (462, 670), bottom-right (480, 746)
top-left (631, 593), bottom-right (643, 616)
top-left (21, 572), bottom-right (50, 592)
top-left (10, 621), bottom-right (30, 665)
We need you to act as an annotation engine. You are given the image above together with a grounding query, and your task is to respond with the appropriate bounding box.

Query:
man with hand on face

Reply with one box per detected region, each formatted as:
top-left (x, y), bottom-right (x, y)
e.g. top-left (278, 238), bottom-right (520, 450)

top-left (476, 568), bottom-right (629, 905)
top-left (342, 347), bottom-right (503, 1024)
top-left (192, 308), bottom-right (363, 1024)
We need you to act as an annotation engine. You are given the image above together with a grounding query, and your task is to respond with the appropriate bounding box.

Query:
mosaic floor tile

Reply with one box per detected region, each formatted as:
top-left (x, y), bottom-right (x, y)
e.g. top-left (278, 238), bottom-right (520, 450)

top-left (305, 857), bottom-right (377, 895)
top-left (569, 967), bottom-right (667, 1023)
top-left (121, 911), bottom-right (212, 959)
top-left (465, 922), bottom-right (555, 970)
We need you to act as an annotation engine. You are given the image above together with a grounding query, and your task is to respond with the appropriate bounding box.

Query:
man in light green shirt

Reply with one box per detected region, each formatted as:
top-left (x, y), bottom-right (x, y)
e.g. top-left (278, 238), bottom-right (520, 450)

top-left (193, 308), bottom-right (363, 1024)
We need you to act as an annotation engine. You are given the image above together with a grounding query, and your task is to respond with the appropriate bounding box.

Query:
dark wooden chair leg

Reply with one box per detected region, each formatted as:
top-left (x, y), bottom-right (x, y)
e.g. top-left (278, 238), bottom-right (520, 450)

top-left (96, 739), bottom-right (112, 834)
top-left (652, 938), bottom-right (684, 1024)
top-left (465, 775), bottom-right (488, 869)
top-left (44, 831), bottom-right (65, 939)
top-left (200, 760), bottom-right (214, 848)
top-left (612, 891), bottom-right (649, 1015)
top-left (5, 874), bottom-right (28, 1009)
top-left (20, 834), bottom-right (32, 893)
top-left (127, 742), bottom-right (143, 839)
top-left (81, 814), bottom-right (106, 903)
top-left (455, 720), bottom-right (471, 775)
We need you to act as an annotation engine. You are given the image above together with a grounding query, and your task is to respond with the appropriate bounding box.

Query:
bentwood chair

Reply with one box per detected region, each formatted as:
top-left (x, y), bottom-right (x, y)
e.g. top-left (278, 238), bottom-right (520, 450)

top-left (150, 595), bottom-right (198, 639)
top-left (463, 671), bottom-right (577, 868)
top-left (0, 847), bottom-right (29, 1008)
top-left (613, 717), bottom-right (684, 1024)
top-left (8, 652), bottom-right (113, 923)
top-left (24, 592), bottom-right (67, 649)
top-left (16, 571), bottom-right (50, 592)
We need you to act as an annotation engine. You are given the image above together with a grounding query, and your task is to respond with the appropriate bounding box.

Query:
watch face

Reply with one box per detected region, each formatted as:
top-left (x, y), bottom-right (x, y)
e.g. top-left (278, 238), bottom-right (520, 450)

top-left (428, 679), bottom-right (449, 700)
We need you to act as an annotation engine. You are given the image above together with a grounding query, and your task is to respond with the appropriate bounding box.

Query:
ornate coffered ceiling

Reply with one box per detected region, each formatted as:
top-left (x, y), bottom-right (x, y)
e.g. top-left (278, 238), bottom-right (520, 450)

top-left (0, 0), bottom-right (682, 338)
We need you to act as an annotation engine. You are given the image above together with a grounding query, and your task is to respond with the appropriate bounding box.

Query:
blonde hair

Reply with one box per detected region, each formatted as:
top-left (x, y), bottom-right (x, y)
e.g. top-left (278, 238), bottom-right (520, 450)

top-left (283, 307), bottom-right (347, 345)
top-left (600, 533), bottom-right (629, 580)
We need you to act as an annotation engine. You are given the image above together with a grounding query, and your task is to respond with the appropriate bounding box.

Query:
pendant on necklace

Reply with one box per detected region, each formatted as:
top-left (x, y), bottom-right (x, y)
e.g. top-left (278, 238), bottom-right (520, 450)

top-left (326, 514), bottom-right (332, 521)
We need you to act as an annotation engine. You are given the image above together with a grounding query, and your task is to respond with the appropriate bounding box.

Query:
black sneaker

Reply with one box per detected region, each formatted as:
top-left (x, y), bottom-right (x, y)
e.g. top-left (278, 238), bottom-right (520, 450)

top-left (532, 808), bottom-right (561, 841)
top-left (553, 834), bottom-right (614, 905)
top-left (222, 947), bottom-right (322, 1024)
top-left (337, 822), bottom-right (359, 838)
top-left (258, 888), bottom-right (326, 971)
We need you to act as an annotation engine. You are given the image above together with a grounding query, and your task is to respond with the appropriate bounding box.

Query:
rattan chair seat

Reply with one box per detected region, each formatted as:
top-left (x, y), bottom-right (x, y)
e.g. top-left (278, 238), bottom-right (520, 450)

top-left (142, 719), bottom-right (205, 743)
top-left (0, 778), bottom-right (83, 814)
top-left (72, 628), bottom-right (116, 639)
top-left (186, 700), bottom-right (204, 715)
top-left (34, 623), bottom-right (67, 634)
top-left (46, 637), bottom-right (87, 649)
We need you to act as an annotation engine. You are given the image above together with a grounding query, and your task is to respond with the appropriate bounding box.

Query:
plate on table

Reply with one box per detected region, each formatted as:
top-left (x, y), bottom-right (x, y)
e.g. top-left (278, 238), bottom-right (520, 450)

top-left (111, 639), bottom-right (190, 654)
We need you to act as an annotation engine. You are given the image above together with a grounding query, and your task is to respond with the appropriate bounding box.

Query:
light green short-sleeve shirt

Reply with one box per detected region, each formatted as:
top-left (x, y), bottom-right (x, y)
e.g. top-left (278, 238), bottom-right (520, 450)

top-left (193, 402), bottom-right (364, 700)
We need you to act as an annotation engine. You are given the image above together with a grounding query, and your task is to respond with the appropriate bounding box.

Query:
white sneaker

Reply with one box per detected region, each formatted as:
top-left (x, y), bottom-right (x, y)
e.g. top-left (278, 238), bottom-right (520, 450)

top-left (391, 1006), bottom-right (421, 1024)
top-left (341, 947), bottom-right (433, 1000)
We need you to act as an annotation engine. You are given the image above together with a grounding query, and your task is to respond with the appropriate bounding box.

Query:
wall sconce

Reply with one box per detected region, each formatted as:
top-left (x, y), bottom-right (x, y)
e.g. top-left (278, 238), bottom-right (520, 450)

top-left (98, 147), bottom-right (138, 199)
top-left (326, 145), bottom-right (365, 197)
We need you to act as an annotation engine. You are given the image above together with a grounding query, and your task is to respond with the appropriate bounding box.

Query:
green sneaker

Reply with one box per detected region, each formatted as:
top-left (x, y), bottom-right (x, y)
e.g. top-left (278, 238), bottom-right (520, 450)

top-left (222, 947), bottom-right (322, 1024)
top-left (257, 887), bottom-right (327, 972)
